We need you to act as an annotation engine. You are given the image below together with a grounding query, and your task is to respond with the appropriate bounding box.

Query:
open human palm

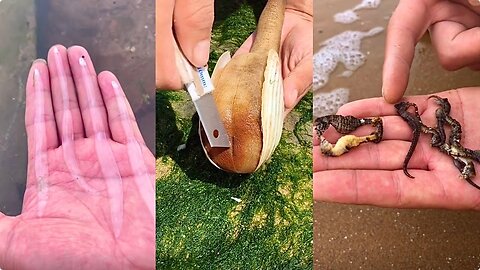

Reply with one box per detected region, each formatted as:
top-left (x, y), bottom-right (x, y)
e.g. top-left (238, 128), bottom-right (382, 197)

top-left (0, 45), bottom-right (154, 270)
top-left (314, 88), bottom-right (480, 211)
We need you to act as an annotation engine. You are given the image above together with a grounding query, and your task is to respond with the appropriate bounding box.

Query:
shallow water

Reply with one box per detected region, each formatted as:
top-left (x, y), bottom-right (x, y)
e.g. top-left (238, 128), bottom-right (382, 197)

top-left (314, 0), bottom-right (480, 269)
top-left (0, 0), bottom-right (154, 215)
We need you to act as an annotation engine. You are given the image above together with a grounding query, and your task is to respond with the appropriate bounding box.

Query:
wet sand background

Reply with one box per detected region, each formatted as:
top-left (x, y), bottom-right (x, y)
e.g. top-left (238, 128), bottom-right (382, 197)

top-left (315, 0), bottom-right (480, 269)
top-left (0, 0), bottom-right (35, 215)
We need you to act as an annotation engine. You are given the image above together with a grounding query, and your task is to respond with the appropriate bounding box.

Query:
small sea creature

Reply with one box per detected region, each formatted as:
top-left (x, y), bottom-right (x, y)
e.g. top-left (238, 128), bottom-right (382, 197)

top-left (428, 96), bottom-right (480, 190)
top-left (396, 96), bottom-right (480, 190)
top-left (394, 101), bottom-right (430, 178)
top-left (314, 115), bottom-right (383, 156)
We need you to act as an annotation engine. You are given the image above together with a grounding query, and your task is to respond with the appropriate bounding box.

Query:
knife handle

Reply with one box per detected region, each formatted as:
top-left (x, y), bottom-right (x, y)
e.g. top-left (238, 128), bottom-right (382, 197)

top-left (173, 41), bottom-right (214, 100)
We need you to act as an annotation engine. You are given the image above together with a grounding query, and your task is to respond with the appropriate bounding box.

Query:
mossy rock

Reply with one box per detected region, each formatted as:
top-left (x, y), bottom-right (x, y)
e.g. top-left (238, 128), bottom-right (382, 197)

top-left (156, 2), bottom-right (312, 269)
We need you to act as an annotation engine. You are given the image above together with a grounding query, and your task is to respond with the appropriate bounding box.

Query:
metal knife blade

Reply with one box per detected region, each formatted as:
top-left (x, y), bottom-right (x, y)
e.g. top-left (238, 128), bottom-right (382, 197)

top-left (173, 42), bottom-right (230, 148)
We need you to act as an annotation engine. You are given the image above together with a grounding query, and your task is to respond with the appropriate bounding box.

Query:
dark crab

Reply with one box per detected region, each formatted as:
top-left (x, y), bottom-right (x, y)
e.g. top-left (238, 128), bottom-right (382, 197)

top-left (314, 115), bottom-right (383, 156)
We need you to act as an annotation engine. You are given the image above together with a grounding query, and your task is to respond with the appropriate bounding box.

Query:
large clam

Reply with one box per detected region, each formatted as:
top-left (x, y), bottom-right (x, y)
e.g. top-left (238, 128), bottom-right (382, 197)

top-left (200, 0), bottom-right (286, 173)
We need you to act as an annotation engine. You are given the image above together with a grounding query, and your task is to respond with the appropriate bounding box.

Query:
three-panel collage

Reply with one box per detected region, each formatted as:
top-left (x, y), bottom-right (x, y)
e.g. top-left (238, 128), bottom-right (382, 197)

top-left (0, 0), bottom-right (480, 269)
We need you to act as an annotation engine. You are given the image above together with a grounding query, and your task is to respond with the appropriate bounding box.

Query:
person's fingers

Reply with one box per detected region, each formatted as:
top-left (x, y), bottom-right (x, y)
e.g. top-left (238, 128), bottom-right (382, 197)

top-left (47, 45), bottom-right (85, 141)
top-left (429, 1), bottom-right (480, 70)
top-left (67, 46), bottom-right (110, 138)
top-left (314, 137), bottom-right (433, 172)
top-left (25, 60), bottom-right (59, 155)
top-left (336, 92), bottom-right (461, 118)
top-left (235, 33), bottom-right (255, 57)
top-left (97, 71), bottom-right (146, 145)
top-left (382, 1), bottom-right (431, 104)
top-left (156, 0), bottom-right (182, 90)
top-left (173, 0), bottom-right (214, 67)
top-left (314, 169), bottom-right (480, 209)
top-left (430, 21), bottom-right (480, 70)
top-left (338, 97), bottom-right (400, 117)
top-left (283, 56), bottom-right (312, 110)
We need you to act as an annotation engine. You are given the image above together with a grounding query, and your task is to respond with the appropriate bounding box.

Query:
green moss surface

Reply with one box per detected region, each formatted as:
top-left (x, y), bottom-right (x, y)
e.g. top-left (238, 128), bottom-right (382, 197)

top-left (156, 1), bottom-right (312, 269)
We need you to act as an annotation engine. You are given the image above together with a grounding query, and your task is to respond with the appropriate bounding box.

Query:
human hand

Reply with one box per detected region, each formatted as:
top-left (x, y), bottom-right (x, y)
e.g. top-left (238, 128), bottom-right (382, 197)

top-left (155, 0), bottom-right (214, 90)
top-left (236, 0), bottom-right (313, 113)
top-left (382, 0), bottom-right (480, 103)
top-left (0, 45), bottom-right (155, 269)
top-left (314, 88), bottom-right (480, 211)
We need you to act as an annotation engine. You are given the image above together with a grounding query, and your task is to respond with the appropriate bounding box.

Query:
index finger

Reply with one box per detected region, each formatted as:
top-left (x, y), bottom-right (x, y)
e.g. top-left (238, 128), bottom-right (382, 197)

top-left (337, 91), bottom-right (461, 118)
top-left (382, 0), bottom-right (431, 104)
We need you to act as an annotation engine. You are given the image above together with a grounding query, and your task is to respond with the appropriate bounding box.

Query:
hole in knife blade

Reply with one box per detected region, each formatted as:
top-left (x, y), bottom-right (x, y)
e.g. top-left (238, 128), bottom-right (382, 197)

top-left (213, 129), bottom-right (219, 138)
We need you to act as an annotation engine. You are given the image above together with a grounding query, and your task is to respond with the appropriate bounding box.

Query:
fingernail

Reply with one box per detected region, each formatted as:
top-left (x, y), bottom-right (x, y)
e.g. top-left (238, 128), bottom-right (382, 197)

top-left (33, 59), bottom-right (47, 64)
top-left (192, 39), bottom-right (210, 67)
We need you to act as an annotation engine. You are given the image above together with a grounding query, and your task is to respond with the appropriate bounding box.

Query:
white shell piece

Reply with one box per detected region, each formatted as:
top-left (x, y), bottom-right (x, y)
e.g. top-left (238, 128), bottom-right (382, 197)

top-left (256, 49), bottom-right (284, 170)
top-left (211, 51), bottom-right (231, 81)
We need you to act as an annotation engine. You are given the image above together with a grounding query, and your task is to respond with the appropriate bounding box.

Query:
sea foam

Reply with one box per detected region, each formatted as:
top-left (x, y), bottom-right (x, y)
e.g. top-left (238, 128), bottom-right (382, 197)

top-left (334, 0), bottom-right (382, 24)
top-left (313, 27), bottom-right (384, 91)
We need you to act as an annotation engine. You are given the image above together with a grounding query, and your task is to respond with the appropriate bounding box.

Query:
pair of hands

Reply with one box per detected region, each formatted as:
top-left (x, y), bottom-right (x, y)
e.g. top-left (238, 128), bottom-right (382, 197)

top-left (0, 46), bottom-right (154, 269)
top-left (315, 0), bottom-right (480, 210)
top-left (155, 0), bottom-right (313, 112)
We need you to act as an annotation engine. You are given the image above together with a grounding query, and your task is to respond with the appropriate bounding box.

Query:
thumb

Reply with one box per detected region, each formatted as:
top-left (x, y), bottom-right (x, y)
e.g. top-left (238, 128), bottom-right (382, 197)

top-left (283, 56), bottom-right (312, 112)
top-left (173, 0), bottom-right (214, 67)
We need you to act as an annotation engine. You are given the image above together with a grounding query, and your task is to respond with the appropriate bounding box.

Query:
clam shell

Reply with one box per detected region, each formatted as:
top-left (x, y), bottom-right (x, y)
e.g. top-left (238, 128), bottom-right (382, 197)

top-left (256, 49), bottom-right (284, 170)
top-left (199, 50), bottom-right (284, 173)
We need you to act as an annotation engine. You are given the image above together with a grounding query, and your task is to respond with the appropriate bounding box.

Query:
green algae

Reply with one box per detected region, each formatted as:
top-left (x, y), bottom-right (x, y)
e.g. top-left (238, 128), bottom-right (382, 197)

top-left (156, 1), bottom-right (312, 269)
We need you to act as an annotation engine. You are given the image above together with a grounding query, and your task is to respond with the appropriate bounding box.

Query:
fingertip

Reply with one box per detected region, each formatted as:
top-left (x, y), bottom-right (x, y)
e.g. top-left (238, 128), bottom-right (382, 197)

top-left (29, 59), bottom-right (49, 87)
top-left (97, 71), bottom-right (124, 99)
top-left (98, 70), bottom-right (117, 83)
top-left (284, 87), bottom-right (298, 110)
top-left (382, 86), bottom-right (397, 104)
top-left (67, 45), bottom-right (91, 65)
top-left (48, 44), bottom-right (67, 55)
top-left (67, 45), bottom-right (87, 53)
top-left (189, 39), bottom-right (210, 67)
top-left (32, 58), bottom-right (47, 65)
top-left (382, 60), bottom-right (409, 104)
top-left (381, 82), bottom-right (405, 104)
